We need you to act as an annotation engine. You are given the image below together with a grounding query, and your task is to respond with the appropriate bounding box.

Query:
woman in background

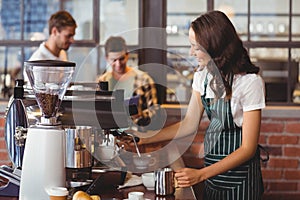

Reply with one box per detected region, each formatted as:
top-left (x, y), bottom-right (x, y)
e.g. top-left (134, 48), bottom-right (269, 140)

top-left (138, 10), bottom-right (265, 199)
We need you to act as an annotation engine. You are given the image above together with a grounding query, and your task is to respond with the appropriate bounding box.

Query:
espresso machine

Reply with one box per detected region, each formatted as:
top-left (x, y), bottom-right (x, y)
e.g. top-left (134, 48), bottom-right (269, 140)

top-left (60, 88), bottom-right (130, 155)
top-left (59, 85), bottom-right (132, 192)
top-left (20, 60), bottom-right (75, 200)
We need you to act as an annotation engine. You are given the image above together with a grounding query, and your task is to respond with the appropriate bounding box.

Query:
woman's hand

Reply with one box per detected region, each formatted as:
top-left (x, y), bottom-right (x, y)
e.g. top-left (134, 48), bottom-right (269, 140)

top-left (174, 168), bottom-right (205, 187)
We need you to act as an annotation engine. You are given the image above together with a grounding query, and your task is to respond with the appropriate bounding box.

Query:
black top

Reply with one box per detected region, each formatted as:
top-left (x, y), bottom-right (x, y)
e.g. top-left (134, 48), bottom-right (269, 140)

top-left (24, 60), bottom-right (76, 67)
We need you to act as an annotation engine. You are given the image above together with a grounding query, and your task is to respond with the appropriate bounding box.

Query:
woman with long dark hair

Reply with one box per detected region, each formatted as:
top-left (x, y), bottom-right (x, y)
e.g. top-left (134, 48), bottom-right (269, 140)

top-left (138, 10), bottom-right (265, 199)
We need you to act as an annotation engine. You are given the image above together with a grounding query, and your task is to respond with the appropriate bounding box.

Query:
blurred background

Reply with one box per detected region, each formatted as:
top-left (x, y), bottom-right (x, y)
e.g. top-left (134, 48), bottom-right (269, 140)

top-left (0, 0), bottom-right (300, 105)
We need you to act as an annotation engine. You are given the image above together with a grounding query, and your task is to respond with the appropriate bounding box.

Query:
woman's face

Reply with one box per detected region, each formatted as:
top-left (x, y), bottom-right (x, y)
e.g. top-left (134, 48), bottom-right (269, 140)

top-left (188, 28), bottom-right (211, 68)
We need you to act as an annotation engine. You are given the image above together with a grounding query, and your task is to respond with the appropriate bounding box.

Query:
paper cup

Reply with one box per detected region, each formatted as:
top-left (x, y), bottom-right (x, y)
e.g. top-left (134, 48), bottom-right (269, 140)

top-left (46, 187), bottom-right (68, 200)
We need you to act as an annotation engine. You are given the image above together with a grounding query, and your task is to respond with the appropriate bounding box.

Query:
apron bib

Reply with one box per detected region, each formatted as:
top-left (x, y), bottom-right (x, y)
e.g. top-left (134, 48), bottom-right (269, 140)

top-left (201, 73), bottom-right (264, 200)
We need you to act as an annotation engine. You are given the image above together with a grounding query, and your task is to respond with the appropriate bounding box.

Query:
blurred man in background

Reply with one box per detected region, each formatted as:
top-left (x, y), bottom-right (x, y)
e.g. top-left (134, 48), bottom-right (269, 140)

top-left (24, 10), bottom-right (77, 82)
top-left (97, 36), bottom-right (159, 131)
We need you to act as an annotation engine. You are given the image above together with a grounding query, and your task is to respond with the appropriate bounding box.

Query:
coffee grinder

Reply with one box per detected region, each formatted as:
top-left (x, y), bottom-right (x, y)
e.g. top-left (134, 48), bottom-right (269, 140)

top-left (19, 60), bottom-right (75, 200)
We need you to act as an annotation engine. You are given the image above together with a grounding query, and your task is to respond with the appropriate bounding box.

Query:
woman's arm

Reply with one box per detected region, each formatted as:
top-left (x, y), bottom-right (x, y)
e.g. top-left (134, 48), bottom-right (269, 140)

top-left (137, 90), bottom-right (205, 144)
top-left (175, 109), bottom-right (261, 187)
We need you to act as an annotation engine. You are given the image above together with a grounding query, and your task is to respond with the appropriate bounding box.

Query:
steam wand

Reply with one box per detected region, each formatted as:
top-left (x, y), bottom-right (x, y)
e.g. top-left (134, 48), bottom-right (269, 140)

top-left (114, 129), bottom-right (141, 157)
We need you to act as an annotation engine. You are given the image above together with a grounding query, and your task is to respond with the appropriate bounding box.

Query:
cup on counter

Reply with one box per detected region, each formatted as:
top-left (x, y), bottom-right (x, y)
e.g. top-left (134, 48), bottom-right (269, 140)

top-left (128, 191), bottom-right (144, 200)
top-left (46, 187), bottom-right (68, 200)
top-left (95, 145), bottom-right (118, 162)
top-left (133, 154), bottom-right (156, 170)
top-left (142, 172), bottom-right (155, 190)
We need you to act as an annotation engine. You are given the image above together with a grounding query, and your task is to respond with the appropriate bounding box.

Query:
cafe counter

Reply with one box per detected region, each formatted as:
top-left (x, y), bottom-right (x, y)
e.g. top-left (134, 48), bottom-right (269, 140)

top-left (93, 185), bottom-right (196, 200)
top-left (0, 185), bottom-right (196, 200)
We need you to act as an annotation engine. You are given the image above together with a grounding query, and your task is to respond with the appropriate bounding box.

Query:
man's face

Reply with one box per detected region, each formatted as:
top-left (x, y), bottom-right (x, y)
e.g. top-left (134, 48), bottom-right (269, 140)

top-left (55, 26), bottom-right (76, 51)
top-left (106, 50), bottom-right (128, 75)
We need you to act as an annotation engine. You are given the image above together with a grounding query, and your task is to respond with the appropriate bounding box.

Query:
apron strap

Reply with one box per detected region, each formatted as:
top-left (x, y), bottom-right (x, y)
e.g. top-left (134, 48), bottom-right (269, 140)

top-left (258, 144), bottom-right (269, 162)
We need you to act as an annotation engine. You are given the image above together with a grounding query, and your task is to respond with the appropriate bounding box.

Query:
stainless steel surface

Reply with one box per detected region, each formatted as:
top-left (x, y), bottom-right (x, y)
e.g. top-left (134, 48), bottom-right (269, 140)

top-left (68, 180), bottom-right (92, 188)
top-left (4, 98), bottom-right (28, 168)
top-left (65, 126), bottom-right (93, 168)
top-left (154, 168), bottom-right (175, 196)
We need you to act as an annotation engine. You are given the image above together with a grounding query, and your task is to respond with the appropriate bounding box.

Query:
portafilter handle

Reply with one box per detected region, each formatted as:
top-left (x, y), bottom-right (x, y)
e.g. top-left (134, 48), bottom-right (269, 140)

top-left (111, 129), bottom-right (140, 143)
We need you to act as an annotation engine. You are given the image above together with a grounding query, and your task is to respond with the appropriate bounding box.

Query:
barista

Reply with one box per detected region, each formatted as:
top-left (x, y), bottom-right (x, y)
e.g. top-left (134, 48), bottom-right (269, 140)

top-left (137, 10), bottom-right (266, 200)
top-left (24, 10), bottom-right (77, 83)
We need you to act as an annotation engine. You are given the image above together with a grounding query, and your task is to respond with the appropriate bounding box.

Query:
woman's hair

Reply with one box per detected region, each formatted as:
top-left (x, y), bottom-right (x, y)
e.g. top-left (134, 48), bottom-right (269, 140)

top-left (191, 10), bottom-right (259, 98)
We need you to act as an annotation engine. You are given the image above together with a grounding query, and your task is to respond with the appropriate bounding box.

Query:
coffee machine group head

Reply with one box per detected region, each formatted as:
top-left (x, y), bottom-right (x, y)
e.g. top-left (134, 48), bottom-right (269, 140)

top-left (20, 60), bottom-right (75, 200)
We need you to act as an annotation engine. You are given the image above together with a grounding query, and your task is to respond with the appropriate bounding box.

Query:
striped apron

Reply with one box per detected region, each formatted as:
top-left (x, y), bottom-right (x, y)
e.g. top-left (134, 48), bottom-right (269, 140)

top-left (201, 74), bottom-right (264, 200)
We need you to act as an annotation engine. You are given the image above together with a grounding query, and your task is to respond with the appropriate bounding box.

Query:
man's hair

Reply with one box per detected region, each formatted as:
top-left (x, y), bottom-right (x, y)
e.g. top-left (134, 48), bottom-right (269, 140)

top-left (48, 10), bottom-right (77, 35)
top-left (104, 36), bottom-right (127, 56)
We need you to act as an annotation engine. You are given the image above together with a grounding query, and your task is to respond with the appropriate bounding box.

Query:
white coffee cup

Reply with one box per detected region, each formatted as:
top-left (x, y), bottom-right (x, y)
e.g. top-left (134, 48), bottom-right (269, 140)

top-left (128, 191), bottom-right (144, 200)
top-left (142, 172), bottom-right (155, 190)
top-left (95, 145), bottom-right (117, 162)
top-left (133, 154), bottom-right (156, 169)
